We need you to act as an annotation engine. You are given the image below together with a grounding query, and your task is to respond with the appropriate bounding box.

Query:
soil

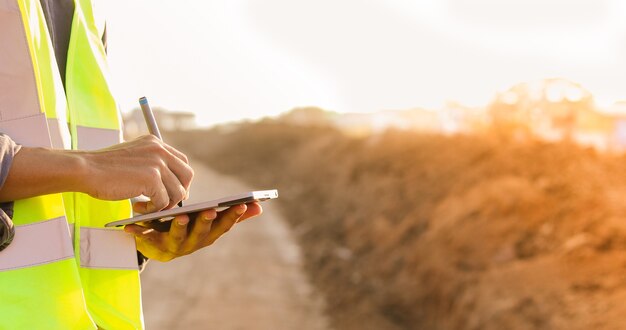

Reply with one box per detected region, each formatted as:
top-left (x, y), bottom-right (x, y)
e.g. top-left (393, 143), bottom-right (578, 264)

top-left (165, 121), bottom-right (626, 330)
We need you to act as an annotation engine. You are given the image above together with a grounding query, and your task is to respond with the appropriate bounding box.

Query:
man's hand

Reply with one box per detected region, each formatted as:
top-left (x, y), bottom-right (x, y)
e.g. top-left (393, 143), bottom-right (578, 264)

top-left (0, 135), bottom-right (193, 211)
top-left (80, 135), bottom-right (194, 212)
top-left (124, 202), bottom-right (263, 261)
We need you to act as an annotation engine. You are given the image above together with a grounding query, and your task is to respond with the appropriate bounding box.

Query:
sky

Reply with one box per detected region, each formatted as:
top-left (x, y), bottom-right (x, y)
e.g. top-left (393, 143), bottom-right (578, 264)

top-left (100, 0), bottom-right (626, 126)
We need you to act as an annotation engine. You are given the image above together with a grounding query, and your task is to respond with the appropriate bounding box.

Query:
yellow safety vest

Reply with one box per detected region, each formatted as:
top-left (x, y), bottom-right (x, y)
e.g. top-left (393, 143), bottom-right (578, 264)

top-left (0, 0), bottom-right (143, 328)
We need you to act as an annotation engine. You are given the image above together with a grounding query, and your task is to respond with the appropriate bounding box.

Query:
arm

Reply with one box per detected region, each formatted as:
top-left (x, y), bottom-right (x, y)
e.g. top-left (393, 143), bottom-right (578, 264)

top-left (0, 134), bottom-right (263, 261)
top-left (0, 135), bottom-right (193, 211)
top-left (0, 147), bottom-right (88, 202)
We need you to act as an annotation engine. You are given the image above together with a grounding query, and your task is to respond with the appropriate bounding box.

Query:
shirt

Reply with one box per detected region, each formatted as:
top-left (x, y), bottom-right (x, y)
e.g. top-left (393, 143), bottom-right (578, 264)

top-left (39, 0), bottom-right (74, 86)
top-left (0, 136), bottom-right (21, 251)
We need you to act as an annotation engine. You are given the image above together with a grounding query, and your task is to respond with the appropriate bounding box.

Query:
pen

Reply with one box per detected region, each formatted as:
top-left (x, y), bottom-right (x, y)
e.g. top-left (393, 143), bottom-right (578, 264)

top-left (139, 96), bottom-right (183, 207)
top-left (139, 96), bottom-right (162, 139)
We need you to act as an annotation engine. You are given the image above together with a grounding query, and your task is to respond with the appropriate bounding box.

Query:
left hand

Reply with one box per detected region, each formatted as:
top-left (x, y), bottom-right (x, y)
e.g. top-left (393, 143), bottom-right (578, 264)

top-left (124, 202), bottom-right (263, 262)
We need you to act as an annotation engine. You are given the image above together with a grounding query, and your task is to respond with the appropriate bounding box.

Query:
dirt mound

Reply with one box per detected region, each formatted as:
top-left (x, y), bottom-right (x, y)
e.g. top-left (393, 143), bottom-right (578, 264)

top-left (167, 122), bottom-right (626, 330)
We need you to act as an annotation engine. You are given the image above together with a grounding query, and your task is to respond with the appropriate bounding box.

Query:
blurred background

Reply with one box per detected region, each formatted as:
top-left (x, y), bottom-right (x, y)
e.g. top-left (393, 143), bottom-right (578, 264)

top-left (103, 0), bottom-right (626, 329)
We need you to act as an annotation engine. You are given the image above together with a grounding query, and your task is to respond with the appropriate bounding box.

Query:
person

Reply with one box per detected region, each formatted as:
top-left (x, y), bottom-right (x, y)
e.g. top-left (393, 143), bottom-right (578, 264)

top-left (0, 0), bottom-right (262, 328)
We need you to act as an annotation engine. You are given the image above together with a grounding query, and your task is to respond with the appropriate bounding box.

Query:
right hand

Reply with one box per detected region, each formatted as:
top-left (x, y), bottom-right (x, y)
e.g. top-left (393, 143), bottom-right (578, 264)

top-left (79, 135), bottom-right (194, 212)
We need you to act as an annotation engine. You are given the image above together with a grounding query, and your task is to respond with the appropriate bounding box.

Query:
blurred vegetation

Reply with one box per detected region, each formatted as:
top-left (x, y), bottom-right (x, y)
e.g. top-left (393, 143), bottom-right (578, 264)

top-left (166, 118), bottom-right (626, 330)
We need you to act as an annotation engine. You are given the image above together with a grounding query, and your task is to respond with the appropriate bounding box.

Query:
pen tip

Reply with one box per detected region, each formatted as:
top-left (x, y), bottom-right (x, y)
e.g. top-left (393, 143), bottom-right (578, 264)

top-left (139, 97), bottom-right (148, 105)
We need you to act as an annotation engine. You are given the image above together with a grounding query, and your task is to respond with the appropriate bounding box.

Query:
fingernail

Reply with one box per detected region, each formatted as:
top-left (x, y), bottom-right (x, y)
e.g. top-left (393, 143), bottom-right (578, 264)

top-left (142, 228), bottom-right (155, 235)
top-left (236, 204), bottom-right (246, 216)
top-left (146, 202), bottom-right (158, 213)
top-left (204, 209), bottom-right (217, 221)
top-left (177, 217), bottom-right (189, 226)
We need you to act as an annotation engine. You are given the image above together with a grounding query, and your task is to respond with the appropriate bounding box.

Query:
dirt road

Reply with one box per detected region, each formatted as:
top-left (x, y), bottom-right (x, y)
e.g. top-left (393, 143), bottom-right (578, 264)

top-left (140, 160), bottom-right (331, 330)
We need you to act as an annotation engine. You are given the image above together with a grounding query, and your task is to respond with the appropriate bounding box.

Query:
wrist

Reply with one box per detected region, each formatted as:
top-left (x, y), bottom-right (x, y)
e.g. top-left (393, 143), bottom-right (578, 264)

top-left (0, 147), bottom-right (88, 201)
top-left (14, 147), bottom-right (93, 194)
top-left (28, 148), bottom-right (92, 194)
top-left (59, 150), bottom-right (92, 194)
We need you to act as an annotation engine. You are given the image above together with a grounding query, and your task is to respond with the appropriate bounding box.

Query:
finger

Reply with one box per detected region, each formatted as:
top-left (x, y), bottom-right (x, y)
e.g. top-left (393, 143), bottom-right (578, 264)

top-left (182, 209), bottom-right (217, 250)
top-left (161, 143), bottom-right (190, 164)
top-left (133, 201), bottom-right (149, 214)
top-left (237, 202), bottom-right (263, 223)
top-left (167, 214), bottom-right (190, 252)
top-left (160, 146), bottom-right (194, 192)
top-left (163, 157), bottom-right (194, 197)
top-left (133, 201), bottom-right (167, 215)
top-left (159, 168), bottom-right (187, 209)
top-left (143, 173), bottom-right (169, 212)
top-left (204, 204), bottom-right (246, 245)
top-left (124, 224), bottom-right (162, 243)
top-left (168, 159), bottom-right (194, 194)
top-left (133, 219), bottom-right (173, 233)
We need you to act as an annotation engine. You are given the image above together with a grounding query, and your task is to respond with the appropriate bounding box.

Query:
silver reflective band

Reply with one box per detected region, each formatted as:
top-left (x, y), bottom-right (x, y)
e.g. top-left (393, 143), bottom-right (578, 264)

top-left (0, 113), bottom-right (52, 148)
top-left (48, 118), bottom-right (72, 149)
top-left (80, 227), bottom-right (138, 270)
top-left (0, 217), bottom-right (73, 272)
top-left (0, 0), bottom-right (42, 122)
top-left (76, 125), bottom-right (122, 150)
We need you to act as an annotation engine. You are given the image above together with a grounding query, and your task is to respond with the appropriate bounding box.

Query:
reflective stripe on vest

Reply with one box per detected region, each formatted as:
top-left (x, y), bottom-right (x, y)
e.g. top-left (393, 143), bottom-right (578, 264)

top-left (0, 0), bottom-right (41, 120)
top-left (0, 220), bottom-right (139, 272)
top-left (0, 216), bottom-right (73, 271)
top-left (0, 113), bottom-right (52, 148)
top-left (76, 125), bottom-right (123, 150)
top-left (80, 227), bottom-right (138, 270)
top-left (48, 117), bottom-right (72, 149)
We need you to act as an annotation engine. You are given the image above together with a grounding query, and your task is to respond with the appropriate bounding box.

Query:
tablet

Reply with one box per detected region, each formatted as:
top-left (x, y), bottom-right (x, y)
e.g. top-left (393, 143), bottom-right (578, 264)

top-left (105, 189), bottom-right (278, 227)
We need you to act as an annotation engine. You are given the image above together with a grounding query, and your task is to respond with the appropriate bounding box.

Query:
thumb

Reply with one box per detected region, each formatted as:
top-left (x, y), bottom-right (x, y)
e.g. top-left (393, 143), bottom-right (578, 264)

top-left (143, 182), bottom-right (169, 213)
top-left (134, 200), bottom-right (162, 214)
top-left (133, 201), bottom-right (151, 214)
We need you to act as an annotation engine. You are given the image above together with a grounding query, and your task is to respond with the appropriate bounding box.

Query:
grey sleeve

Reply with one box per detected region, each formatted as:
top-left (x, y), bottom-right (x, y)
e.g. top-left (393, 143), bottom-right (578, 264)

top-left (0, 134), bottom-right (21, 251)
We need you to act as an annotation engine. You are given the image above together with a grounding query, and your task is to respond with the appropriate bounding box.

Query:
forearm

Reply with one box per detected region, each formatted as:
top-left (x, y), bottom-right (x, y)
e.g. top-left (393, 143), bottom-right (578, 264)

top-left (0, 147), bottom-right (88, 202)
top-left (0, 135), bottom-right (193, 210)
